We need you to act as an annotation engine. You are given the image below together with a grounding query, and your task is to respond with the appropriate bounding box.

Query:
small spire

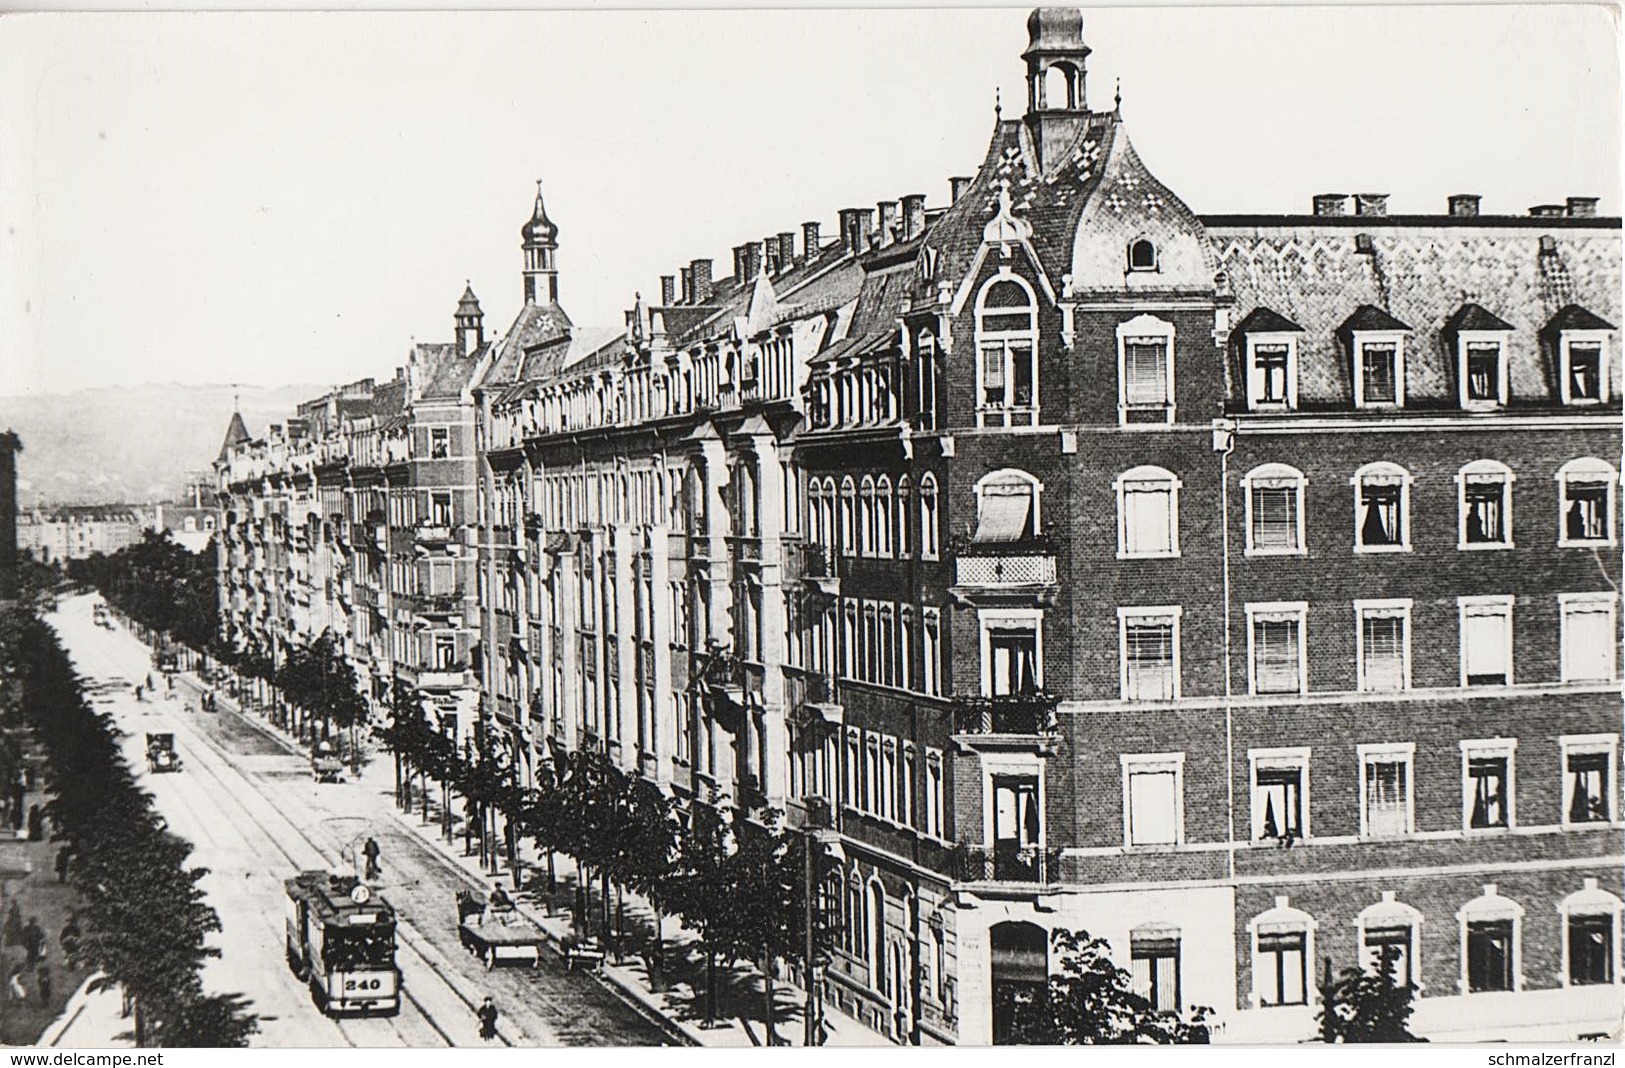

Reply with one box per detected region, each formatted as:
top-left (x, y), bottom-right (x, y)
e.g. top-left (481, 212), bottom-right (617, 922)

top-left (994, 86), bottom-right (1002, 121)
top-left (1114, 78), bottom-right (1122, 114)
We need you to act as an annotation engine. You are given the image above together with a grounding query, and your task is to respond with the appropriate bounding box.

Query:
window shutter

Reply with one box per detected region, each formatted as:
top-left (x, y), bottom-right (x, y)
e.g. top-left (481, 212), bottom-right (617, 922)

top-left (1129, 770), bottom-right (1178, 845)
top-left (1123, 484), bottom-right (1172, 554)
top-left (1565, 605), bottom-right (1615, 681)
top-left (1124, 340), bottom-right (1169, 405)
top-left (1463, 606), bottom-right (1509, 683)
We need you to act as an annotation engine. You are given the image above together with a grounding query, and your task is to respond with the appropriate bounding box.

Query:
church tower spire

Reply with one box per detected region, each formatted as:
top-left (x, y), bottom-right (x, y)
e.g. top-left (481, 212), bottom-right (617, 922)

top-left (520, 180), bottom-right (560, 305)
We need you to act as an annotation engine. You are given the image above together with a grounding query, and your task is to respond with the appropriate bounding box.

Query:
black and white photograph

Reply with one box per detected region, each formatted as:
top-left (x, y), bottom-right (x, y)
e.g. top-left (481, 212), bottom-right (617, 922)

top-left (0, 2), bottom-right (1619, 1051)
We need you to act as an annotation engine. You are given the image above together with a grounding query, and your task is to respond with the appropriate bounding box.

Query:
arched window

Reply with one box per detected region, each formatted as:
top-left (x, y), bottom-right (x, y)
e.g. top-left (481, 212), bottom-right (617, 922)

top-left (1557, 457), bottom-right (1618, 547)
top-left (915, 329), bottom-right (938, 430)
top-left (734, 462), bottom-right (758, 538)
top-left (1114, 465), bottom-right (1181, 558)
top-left (1560, 879), bottom-right (1623, 987)
top-left (1456, 460), bottom-right (1515, 549)
top-left (1355, 892), bottom-right (1423, 990)
top-left (839, 477), bottom-right (857, 556)
top-left (975, 276), bottom-right (1039, 428)
top-left (1127, 238), bottom-right (1158, 272)
top-left (973, 469), bottom-right (1041, 545)
top-left (1458, 885), bottom-right (1524, 994)
top-left (919, 473), bottom-right (940, 559)
top-left (819, 478), bottom-right (837, 557)
top-left (868, 881), bottom-right (887, 991)
top-left (896, 475), bottom-right (912, 558)
top-left (876, 476), bottom-right (894, 557)
top-left (990, 921), bottom-right (1049, 1044)
top-left (807, 480), bottom-right (827, 548)
top-left (1242, 464), bottom-right (1306, 555)
top-left (1351, 462), bottom-right (1414, 552)
top-left (1248, 897), bottom-right (1316, 1008)
top-left (859, 476), bottom-right (876, 556)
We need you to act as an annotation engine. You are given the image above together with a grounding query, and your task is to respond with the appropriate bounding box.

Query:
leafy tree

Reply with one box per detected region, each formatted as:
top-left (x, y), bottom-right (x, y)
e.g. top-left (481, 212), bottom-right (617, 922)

top-left (1003, 928), bottom-right (1212, 1045)
top-left (1317, 946), bottom-right (1425, 1043)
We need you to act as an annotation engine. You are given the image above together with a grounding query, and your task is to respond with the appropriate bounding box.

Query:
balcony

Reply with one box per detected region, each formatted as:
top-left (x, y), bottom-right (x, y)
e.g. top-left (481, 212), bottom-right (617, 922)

top-left (797, 542), bottom-right (839, 596)
top-left (950, 536), bottom-right (1058, 605)
top-left (954, 842), bottom-right (1062, 886)
top-left (416, 525), bottom-right (452, 546)
top-left (799, 673), bottom-right (844, 727)
top-left (950, 692), bottom-right (1061, 755)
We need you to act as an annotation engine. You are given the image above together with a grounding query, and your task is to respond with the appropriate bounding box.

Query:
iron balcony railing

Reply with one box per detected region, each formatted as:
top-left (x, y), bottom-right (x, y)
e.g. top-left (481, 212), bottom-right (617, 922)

top-left (953, 842), bottom-right (1063, 885)
top-left (950, 691), bottom-right (1060, 735)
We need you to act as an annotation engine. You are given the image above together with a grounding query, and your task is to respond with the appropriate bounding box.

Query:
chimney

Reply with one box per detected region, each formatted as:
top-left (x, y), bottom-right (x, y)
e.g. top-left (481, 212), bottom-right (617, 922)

top-left (1447, 194), bottom-right (1481, 218)
top-left (732, 244), bottom-right (750, 282)
top-left (691, 259), bottom-right (713, 302)
top-left (876, 201), bottom-right (900, 247)
top-left (762, 238), bottom-right (780, 276)
top-left (901, 194), bottom-right (927, 240)
top-left (660, 275), bottom-right (676, 305)
top-left (950, 176), bottom-right (974, 203)
top-left (839, 208), bottom-right (874, 254)
top-left (1312, 194), bottom-right (1350, 217)
top-left (680, 266), bottom-right (694, 305)
top-left (1567, 196), bottom-right (1599, 218)
top-left (777, 232), bottom-right (797, 272)
top-left (802, 221), bottom-right (822, 259)
top-left (741, 242), bottom-right (762, 281)
top-left (1530, 204), bottom-right (1567, 218)
top-left (1354, 194), bottom-right (1389, 217)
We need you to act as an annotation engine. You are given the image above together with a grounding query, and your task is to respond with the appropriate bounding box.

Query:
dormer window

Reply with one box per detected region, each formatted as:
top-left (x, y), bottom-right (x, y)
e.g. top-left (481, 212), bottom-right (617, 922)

top-left (1341, 306), bottom-right (1411, 410)
top-left (1445, 304), bottom-right (1516, 411)
top-left (1234, 309), bottom-right (1305, 412)
top-left (1128, 238), bottom-right (1158, 272)
top-left (1252, 344), bottom-right (1292, 406)
top-left (1547, 306), bottom-right (1615, 405)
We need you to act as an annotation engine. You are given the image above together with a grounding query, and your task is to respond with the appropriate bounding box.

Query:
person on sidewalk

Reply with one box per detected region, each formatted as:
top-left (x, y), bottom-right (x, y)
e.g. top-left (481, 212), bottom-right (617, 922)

top-left (36, 965), bottom-right (51, 1007)
top-left (59, 913), bottom-right (80, 960)
top-left (363, 837), bottom-right (381, 881)
top-left (54, 845), bottom-right (71, 883)
top-left (476, 996), bottom-right (498, 1040)
top-left (21, 917), bottom-right (45, 967)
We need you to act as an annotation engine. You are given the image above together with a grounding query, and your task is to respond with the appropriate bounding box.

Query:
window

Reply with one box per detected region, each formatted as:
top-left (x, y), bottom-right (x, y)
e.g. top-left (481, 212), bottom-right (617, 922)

top-left (975, 276), bottom-right (1039, 428)
top-left (875, 476), bottom-right (893, 557)
top-left (982, 611), bottom-right (1041, 696)
top-left (1460, 886), bottom-right (1523, 993)
top-left (839, 477), bottom-right (857, 555)
top-left (1247, 602), bottom-right (1307, 695)
top-left (1457, 461), bottom-right (1514, 548)
top-left (1250, 748), bottom-right (1310, 842)
top-left (1243, 464), bottom-right (1306, 555)
top-left (1352, 462), bottom-right (1412, 551)
top-left (922, 607), bottom-right (943, 697)
top-left (1557, 458), bottom-right (1617, 547)
top-left (1462, 341), bottom-right (1507, 408)
top-left (1250, 897), bottom-right (1315, 1008)
top-left (990, 774), bottom-right (1042, 880)
top-left (1121, 753), bottom-right (1184, 847)
top-left (924, 748), bottom-right (946, 839)
top-left (1459, 596), bottom-right (1514, 686)
top-left (1246, 336), bottom-right (1298, 410)
top-left (915, 330), bottom-right (938, 429)
top-left (1557, 326), bottom-right (1611, 405)
top-left (1461, 740), bottom-right (1515, 831)
top-left (1119, 607), bottom-right (1181, 701)
top-left (1360, 343), bottom-right (1400, 405)
top-left (429, 427), bottom-right (450, 459)
top-left (1359, 744), bottom-right (1415, 838)
top-left (1348, 322), bottom-right (1408, 408)
top-left (1562, 880), bottom-right (1622, 987)
top-left (919, 473), bottom-right (940, 560)
top-left (1561, 593), bottom-right (1618, 682)
top-left (429, 491), bottom-right (453, 527)
top-left (1115, 466), bottom-right (1180, 558)
top-left (1357, 894), bottom-right (1421, 988)
top-left (972, 470), bottom-right (1040, 544)
top-left (896, 475), bottom-right (912, 558)
top-left (1562, 735), bottom-right (1618, 826)
top-left (1117, 315), bottom-right (1176, 424)
top-left (1356, 600), bottom-right (1411, 692)
top-left (1130, 925), bottom-right (1181, 1012)
top-left (1127, 238), bottom-right (1158, 272)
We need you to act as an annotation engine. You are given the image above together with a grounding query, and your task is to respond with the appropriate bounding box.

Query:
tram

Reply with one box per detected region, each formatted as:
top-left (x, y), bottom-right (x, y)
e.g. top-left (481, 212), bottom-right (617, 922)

top-left (284, 870), bottom-right (401, 1016)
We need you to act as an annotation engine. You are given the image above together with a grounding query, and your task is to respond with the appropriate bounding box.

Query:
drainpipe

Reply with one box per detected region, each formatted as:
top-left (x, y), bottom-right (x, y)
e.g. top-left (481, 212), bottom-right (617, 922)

top-left (1212, 418), bottom-right (1238, 884)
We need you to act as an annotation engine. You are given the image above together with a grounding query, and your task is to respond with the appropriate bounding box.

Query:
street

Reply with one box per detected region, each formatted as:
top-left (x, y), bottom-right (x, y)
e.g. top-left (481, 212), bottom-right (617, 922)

top-left (47, 593), bottom-right (670, 1047)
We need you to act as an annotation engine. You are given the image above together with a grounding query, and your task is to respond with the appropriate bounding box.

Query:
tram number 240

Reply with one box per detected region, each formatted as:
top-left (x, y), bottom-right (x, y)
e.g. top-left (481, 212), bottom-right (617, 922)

top-left (343, 977), bottom-right (386, 992)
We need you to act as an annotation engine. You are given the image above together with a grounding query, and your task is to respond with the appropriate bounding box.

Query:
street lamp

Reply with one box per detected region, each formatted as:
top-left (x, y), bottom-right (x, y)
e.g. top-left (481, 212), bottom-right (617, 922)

top-left (802, 827), bottom-right (844, 1047)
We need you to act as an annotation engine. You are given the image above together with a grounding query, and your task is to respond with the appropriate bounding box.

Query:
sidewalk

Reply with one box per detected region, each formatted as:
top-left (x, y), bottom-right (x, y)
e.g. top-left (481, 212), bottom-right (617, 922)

top-left (193, 668), bottom-right (888, 1048)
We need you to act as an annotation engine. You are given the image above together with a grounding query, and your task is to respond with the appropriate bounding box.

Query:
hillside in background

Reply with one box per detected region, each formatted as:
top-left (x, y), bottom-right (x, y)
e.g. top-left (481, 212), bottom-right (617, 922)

top-left (0, 383), bottom-right (322, 507)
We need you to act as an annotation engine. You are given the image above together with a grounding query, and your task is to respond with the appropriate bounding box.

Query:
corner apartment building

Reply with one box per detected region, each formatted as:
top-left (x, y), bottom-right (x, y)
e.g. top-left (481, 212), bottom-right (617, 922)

top-left (212, 7), bottom-right (1619, 1046)
top-left (18, 504), bottom-right (146, 563)
top-left (216, 301), bottom-right (485, 731)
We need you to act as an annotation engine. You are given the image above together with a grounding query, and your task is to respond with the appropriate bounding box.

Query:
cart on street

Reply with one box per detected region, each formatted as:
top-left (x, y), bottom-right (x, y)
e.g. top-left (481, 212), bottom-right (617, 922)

top-left (146, 733), bottom-right (181, 773)
top-left (455, 889), bottom-right (546, 968)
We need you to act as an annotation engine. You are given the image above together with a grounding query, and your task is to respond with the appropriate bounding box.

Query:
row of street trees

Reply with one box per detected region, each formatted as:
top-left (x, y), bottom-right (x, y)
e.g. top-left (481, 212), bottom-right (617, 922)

top-left (379, 688), bottom-right (813, 1038)
top-left (67, 532), bottom-right (218, 652)
top-left (0, 606), bottom-right (258, 1046)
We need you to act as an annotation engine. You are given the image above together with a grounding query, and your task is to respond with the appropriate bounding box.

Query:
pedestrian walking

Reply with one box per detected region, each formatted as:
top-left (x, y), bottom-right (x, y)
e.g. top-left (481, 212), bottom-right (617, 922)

top-left (55, 846), bottom-right (71, 883)
top-left (363, 836), bottom-right (381, 881)
top-left (22, 917), bottom-right (46, 967)
top-left (476, 996), bottom-right (498, 1040)
top-left (27, 805), bottom-right (44, 842)
top-left (9, 965), bottom-right (27, 1002)
top-left (36, 965), bottom-right (51, 1007)
top-left (59, 912), bottom-right (81, 960)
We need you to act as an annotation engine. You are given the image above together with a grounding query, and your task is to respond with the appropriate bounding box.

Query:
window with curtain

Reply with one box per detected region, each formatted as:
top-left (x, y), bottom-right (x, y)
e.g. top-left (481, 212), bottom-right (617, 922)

top-left (1361, 343), bottom-right (1398, 404)
top-left (1359, 483), bottom-right (1403, 546)
top-left (1467, 920), bottom-right (1515, 992)
top-left (1124, 338), bottom-right (1170, 407)
top-left (1566, 751), bottom-right (1611, 824)
top-left (1251, 610), bottom-right (1303, 694)
top-left (987, 625), bottom-right (1039, 696)
top-left (1361, 924), bottom-right (1414, 986)
top-left (1253, 344), bottom-right (1290, 406)
top-left (1254, 763), bottom-right (1304, 841)
top-left (1568, 342), bottom-right (1603, 402)
top-left (1130, 930), bottom-right (1181, 1012)
top-left (1569, 913), bottom-right (1615, 985)
top-left (975, 279), bottom-right (1038, 428)
top-left (1464, 342), bottom-right (1503, 403)
top-left (1467, 755), bottom-right (1510, 829)
top-left (1463, 479), bottom-right (1508, 544)
top-left (1127, 766), bottom-right (1179, 846)
top-left (1117, 467), bottom-right (1179, 557)
top-left (1565, 481), bottom-right (1611, 542)
top-left (1246, 470), bottom-right (1304, 553)
top-left (1363, 758), bottom-right (1410, 837)
top-left (992, 775), bottom-right (1042, 880)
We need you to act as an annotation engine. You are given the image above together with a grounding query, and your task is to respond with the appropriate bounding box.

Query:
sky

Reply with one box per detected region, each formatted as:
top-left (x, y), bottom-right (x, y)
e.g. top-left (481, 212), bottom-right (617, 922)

top-left (0, 4), bottom-right (1618, 398)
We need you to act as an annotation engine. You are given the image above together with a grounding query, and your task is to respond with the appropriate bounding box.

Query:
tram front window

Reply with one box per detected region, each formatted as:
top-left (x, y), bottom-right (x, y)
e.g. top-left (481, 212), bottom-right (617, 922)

top-left (323, 926), bottom-right (394, 970)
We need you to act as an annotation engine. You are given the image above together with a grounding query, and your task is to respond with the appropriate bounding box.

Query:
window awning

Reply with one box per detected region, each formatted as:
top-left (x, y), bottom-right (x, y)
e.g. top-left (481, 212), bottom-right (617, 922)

top-left (973, 489), bottom-right (1033, 543)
